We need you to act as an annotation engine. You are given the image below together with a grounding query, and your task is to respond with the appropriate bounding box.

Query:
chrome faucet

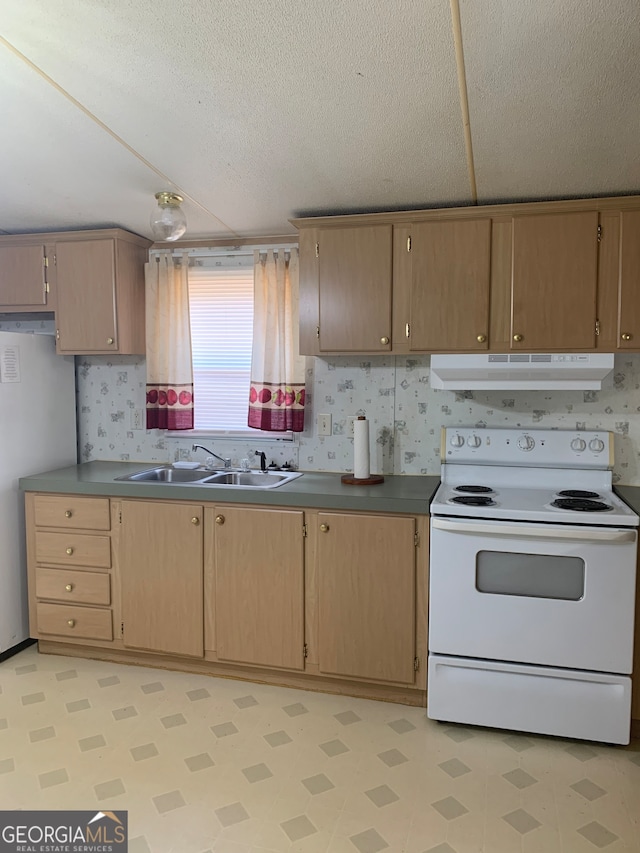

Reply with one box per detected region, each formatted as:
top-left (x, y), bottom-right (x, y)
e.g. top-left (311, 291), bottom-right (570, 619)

top-left (192, 443), bottom-right (232, 468)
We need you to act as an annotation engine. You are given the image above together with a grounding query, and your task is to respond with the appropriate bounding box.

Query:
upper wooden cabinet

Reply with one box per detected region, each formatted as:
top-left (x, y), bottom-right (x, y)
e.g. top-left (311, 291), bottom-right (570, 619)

top-left (298, 224), bottom-right (393, 353)
top-left (393, 218), bottom-right (491, 352)
top-left (0, 244), bottom-right (49, 310)
top-left (509, 211), bottom-right (598, 351)
top-left (293, 195), bottom-right (640, 355)
top-left (0, 228), bottom-right (150, 355)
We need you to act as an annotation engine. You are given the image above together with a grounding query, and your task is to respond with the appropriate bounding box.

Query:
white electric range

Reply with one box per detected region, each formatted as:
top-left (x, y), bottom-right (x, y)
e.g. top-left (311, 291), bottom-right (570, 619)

top-left (428, 427), bottom-right (638, 745)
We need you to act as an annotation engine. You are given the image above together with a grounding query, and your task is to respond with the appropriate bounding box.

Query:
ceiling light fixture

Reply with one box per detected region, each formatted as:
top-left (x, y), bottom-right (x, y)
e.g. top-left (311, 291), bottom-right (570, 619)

top-left (150, 191), bottom-right (187, 241)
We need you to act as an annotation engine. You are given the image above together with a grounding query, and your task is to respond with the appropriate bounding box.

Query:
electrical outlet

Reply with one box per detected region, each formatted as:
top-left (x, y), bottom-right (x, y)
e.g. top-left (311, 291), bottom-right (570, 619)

top-left (131, 408), bottom-right (144, 430)
top-left (317, 413), bottom-right (332, 436)
top-left (347, 416), bottom-right (356, 437)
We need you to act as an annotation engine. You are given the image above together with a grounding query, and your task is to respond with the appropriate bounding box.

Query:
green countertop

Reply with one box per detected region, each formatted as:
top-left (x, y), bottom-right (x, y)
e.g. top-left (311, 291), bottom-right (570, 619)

top-left (19, 461), bottom-right (440, 515)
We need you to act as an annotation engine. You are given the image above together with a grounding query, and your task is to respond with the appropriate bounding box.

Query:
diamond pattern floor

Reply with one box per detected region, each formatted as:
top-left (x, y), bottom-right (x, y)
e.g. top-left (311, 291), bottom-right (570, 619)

top-left (1, 645), bottom-right (639, 852)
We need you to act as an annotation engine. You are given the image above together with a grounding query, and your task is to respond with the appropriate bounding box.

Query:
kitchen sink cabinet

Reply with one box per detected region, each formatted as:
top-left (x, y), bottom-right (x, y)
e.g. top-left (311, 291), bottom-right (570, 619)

top-left (0, 243), bottom-right (50, 310)
top-left (392, 218), bottom-right (492, 352)
top-left (316, 511), bottom-right (418, 685)
top-left (206, 505), bottom-right (305, 670)
top-left (25, 494), bottom-right (116, 645)
top-left (120, 499), bottom-right (204, 657)
top-left (298, 223), bottom-right (393, 354)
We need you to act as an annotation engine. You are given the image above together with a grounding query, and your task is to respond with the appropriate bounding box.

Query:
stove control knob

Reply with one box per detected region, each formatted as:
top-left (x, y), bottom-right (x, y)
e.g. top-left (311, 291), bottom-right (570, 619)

top-left (450, 434), bottom-right (465, 448)
top-left (589, 438), bottom-right (605, 453)
top-left (468, 435), bottom-right (481, 448)
top-left (517, 434), bottom-right (535, 451)
top-left (571, 437), bottom-right (586, 452)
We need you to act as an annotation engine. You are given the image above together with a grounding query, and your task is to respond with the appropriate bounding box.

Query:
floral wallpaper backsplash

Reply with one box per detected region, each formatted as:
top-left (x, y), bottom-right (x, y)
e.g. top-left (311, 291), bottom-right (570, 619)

top-left (2, 318), bottom-right (640, 483)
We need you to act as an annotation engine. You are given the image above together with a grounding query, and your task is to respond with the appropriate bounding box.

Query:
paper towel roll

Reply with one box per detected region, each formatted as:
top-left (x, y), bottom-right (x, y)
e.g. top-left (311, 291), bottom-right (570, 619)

top-left (353, 416), bottom-right (370, 480)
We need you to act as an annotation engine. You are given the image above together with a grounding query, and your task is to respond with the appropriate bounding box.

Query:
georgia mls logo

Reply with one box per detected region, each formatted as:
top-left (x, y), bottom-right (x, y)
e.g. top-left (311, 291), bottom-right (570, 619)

top-left (0, 810), bottom-right (128, 852)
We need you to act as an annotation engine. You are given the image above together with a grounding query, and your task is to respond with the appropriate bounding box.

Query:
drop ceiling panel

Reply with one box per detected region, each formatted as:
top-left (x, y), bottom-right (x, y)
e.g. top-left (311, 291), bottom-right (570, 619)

top-left (460, 0), bottom-right (640, 202)
top-left (1, 1), bottom-right (470, 238)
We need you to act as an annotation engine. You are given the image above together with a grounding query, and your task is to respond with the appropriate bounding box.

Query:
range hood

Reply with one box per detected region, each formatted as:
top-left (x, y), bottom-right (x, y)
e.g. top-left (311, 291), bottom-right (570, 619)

top-left (430, 353), bottom-right (615, 391)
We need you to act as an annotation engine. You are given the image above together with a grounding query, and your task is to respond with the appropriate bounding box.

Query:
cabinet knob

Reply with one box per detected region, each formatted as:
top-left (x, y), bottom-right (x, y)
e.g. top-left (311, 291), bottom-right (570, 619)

top-left (65, 583), bottom-right (74, 592)
top-left (66, 547), bottom-right (74, 555)
top-left (215, 514), bottom-right (225, 525)
top-left (191, 516), bottom-right (200, 525)
top-left (380, 336), bottom-right (390, 346)
top-left (320, 523), bottom-right (329, 532)
top-left (476, 334), bottom-right (487, 343)
top-left (106, 337), bottom-right (114, 345)
top-left (622, 332), bottom-right (633, 341)
top-left (65, 510), bottom-right (73, 518)
top-left (513, 334), bottom-right (524, 342)
top-left (67, 619), bottom-right (75, 628)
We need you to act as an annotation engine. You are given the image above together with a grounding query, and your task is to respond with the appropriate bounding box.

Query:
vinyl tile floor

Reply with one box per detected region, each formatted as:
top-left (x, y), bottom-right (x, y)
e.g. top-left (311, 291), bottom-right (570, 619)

top-left (1, 644), bottom-right (639, 853)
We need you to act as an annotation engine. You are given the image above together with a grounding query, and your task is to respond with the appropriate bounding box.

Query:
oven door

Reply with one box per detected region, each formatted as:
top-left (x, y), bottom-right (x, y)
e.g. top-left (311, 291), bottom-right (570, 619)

top-left (429, 516), bottom-right (637, 673)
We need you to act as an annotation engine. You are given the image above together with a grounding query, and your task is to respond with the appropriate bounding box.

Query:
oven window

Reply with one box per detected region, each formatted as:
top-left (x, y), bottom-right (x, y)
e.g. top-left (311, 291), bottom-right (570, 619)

top-left (476, 551), bottom-right (585, 600)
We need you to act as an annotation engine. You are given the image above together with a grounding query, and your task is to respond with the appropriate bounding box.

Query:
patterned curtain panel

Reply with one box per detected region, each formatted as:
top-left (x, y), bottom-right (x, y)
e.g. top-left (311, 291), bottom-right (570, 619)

top-left (145, 251), bottom-right (194, 430)
top-left (248, 248), bottom-right (305, 432)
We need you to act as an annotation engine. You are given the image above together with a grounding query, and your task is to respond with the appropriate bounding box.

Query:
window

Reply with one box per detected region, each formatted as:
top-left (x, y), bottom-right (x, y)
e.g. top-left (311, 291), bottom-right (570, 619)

top-left (188, 260), bottom-right (254, 432)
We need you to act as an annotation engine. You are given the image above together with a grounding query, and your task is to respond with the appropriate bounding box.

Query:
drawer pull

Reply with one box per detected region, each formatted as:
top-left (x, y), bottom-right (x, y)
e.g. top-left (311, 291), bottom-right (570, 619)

top-left (67, 619), bottom-right (76, 628)
top-left (622, 332), bottom-right (633, 341)
top-left (107, 337), bottom-right (114, 345)
top-left (65, 510), bottom-right (73, 518)
top-left (66, 547), bottom-right (74, 555)
top-left (215, 515), bottom-right (225, 525)
top-left (320, 523), bottom-right (329, 532)
top-left (191, 517), bottom-right (200, 525)
top-left (65, 583), bottom-right (74, 592)
top-left (380, 336), bottom-right (390, 346)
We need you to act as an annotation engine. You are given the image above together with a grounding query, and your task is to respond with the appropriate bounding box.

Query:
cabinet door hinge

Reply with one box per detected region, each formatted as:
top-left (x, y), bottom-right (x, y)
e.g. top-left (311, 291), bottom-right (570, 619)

top-left (120, 622), bottom-right (124, 637)
top-left (414, 656), bottom-right (420, 671)
top-left (595, 319), bottom-right (600, 337)
top-left (315, 242), bottom-right (319, 258)
top-left (55, 329), bottom-right (60, 341)
top-left (119, 509), bottom-right (122, 524)
top-left (302, 523), bottom-right (308, 538)
top-left (405, 322), bottom-right (410, 338)
top-left (303, 643), bottom-right (309, 658)
top-left (597, 224), bottom-right (602, 243)
top-left (316, 325), bottom-right (320, 339)
top-left (406, 236), bottom-right (412, 253)
top-left (43, 256), bottom-right (49, 268)
top-left (414, 531), bottom-right (419, 547)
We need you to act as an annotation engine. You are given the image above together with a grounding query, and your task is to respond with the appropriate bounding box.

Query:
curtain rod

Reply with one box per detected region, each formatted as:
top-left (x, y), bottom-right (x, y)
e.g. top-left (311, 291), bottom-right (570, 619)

top-left (149, 244), bottom-right (298, 259)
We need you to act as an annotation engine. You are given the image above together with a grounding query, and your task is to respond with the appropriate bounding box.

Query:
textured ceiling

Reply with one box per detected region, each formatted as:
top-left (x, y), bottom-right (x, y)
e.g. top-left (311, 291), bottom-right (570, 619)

top-left (1, 1), bottom-right (639, 241)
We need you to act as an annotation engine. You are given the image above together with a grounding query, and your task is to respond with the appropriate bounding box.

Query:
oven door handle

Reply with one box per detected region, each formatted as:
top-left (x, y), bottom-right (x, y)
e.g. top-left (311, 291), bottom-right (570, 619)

top-left (431, 517), bottom-right (637, 542)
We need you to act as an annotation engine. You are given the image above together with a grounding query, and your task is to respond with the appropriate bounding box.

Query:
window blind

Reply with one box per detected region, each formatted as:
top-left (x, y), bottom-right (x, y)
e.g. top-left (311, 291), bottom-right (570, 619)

top-left (188, 266), bottom-right (254, 431)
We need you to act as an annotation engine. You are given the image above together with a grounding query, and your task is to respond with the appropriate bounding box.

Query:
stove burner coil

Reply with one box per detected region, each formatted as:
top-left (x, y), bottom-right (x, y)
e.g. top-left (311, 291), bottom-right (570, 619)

top-left (551, 497), bottom-right (612, 512)
top-left (454, 485), bottom-right (494, 494)
top-left (450, 495), bottom-right (496, 506)
top-left (556, 489), bottom-right (601, 499)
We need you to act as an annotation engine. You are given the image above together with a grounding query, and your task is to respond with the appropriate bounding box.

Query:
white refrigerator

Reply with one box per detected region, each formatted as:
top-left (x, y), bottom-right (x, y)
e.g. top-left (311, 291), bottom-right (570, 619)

top-left (0, 331), bottom-right (77, 658)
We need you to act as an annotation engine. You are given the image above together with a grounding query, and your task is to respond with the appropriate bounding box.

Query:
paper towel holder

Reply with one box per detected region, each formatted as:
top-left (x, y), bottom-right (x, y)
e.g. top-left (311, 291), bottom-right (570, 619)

top-left (341, 473), bottom-right (385, 485)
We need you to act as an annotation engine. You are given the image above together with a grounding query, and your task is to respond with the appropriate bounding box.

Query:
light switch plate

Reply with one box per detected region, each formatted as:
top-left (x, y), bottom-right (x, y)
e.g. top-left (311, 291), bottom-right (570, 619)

top-left (317, 413), bottom-right (332, 436)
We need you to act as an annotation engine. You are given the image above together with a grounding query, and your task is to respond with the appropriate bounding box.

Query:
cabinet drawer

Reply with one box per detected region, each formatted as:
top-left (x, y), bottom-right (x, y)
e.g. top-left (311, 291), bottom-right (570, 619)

top-left (36, 603), bottom-right (113, 641)
top-left (35, 532), bottom-right (111, 568)
top-left (33, 495), bottom-right (111, 530)
top-left (35, 568), bottom-right (110, 606)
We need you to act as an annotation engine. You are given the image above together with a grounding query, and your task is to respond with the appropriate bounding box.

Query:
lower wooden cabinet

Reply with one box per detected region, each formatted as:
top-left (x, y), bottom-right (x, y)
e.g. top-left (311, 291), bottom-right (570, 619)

top-left (316, 511), bottom-right (418, 684)
top-left (120, 499), bottom-right (204, 657)
top-left (207, 505), bottom-right (305, 669)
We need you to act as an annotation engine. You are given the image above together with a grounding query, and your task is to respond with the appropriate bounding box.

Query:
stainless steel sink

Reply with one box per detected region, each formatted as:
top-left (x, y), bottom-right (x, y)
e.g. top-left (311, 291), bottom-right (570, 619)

top-left (115, 466), bottom-right (302, 489)
top-left (201, 471), bottom-right (301, 488)
top-left (116, 466), bottom-right (210, 483)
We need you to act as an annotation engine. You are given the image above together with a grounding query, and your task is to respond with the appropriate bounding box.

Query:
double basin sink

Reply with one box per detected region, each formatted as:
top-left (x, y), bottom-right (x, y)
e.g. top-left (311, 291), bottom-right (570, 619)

top-left (115, 466), bottom-right (302, 490)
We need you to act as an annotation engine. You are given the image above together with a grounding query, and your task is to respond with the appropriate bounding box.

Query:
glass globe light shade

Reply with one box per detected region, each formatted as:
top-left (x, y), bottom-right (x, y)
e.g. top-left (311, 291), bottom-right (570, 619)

top-left (150, 192), bottom-right (187, 241)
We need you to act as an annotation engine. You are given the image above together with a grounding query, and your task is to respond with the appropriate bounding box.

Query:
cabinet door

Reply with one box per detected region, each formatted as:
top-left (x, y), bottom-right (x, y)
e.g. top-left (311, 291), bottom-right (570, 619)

top-left (618, 211), bottom-right (640, 350)
top-left (404, 219), bottom-right (491, 351)
top-left (212, 506), bottom-right (305, 670)
top-left (120, 500), bottom-right (203, 657)
top-left (318, 225), bottom-right (392, 352)
top-left (317, 512), bottom-right (416, 684)
top-left (55, 239), bottom-right (119, 353)
top-left (0, 245), bottom-right (47, 307)
top-left (511, 211), bottom-right (598, 350)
